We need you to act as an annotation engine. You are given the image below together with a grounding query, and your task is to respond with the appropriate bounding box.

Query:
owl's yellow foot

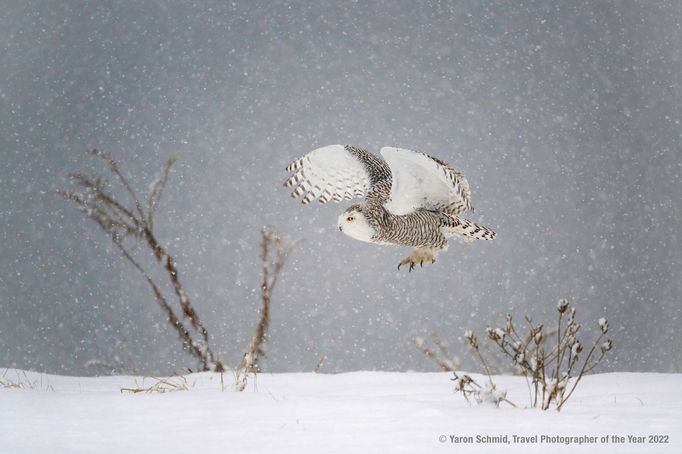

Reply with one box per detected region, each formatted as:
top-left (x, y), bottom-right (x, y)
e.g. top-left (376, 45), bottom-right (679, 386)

top-left (397, 247), bottom-right (438, 272)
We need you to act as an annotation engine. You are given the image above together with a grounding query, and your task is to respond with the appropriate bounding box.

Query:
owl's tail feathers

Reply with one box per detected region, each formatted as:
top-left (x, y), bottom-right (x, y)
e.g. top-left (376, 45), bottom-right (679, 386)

top-left (442, 215), bottom-right (496, 242)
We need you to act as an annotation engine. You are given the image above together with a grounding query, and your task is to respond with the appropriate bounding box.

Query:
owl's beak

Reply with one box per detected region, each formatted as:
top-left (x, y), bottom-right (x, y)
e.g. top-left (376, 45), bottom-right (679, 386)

top-left (338, 225), bottom-right (343, 231)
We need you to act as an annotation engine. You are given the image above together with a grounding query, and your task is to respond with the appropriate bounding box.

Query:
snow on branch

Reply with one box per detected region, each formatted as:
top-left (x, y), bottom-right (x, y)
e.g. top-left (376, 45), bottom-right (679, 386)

top-left (458, 299), bottom-right (613, 411)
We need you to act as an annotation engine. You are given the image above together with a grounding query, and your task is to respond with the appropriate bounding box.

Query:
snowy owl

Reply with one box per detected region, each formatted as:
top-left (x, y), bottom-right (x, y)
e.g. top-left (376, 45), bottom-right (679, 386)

top-left (283, 145), bottom-right (495, 270)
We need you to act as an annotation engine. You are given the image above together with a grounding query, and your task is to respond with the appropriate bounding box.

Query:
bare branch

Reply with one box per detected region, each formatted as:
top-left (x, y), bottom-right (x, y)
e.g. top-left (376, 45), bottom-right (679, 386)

top-left (148, 157), bottom-right (176, 232)
top-left (89, 149), bottom-right (146, 221)
top-left (59, 150), bottom-right (223, 373)
top-left (413, 336), bottom-right (460, 372)
top-left (236, 226), bottom-right (296, 391)
top-left (313, 355), bottom-right (326, 373)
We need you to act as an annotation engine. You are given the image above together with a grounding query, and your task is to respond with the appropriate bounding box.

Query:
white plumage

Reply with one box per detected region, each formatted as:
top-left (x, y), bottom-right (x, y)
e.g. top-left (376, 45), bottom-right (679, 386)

top-left (284, 145), bottom-right (495, 270)
top-left (284, 145), bottom-right (373, 204)
top-left (380, 147), bottom-right (472, 216)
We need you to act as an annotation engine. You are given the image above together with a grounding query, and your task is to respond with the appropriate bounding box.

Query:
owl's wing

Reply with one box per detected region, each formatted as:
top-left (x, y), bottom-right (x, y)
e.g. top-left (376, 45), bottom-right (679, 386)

top-left (284, 145), bottom-right (390, 204)
top-left (380, 147), bottom-right (472, 215)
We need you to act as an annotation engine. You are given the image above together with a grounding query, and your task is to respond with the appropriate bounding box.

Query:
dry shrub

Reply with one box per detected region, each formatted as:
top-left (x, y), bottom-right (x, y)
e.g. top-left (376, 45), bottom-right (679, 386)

top-left (1, 369), bottom-right (54, 391)
top-left (235, 227), bottom-right (296, 391)
top-left (120, 375), bottom-right (193, 394)
top-left (413, 334), bottom-right (461, 372)
top-left (456, 299), bottom-right (613, 411)
top-left (59, 150), bottom-right (223, 372)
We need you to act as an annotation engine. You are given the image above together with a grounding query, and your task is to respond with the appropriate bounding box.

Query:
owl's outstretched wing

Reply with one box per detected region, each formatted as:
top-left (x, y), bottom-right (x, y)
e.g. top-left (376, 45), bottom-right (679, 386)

top-left (380, 147), bottom-right (472, 216)
top-left (284, 145), bottom-right (390, 204)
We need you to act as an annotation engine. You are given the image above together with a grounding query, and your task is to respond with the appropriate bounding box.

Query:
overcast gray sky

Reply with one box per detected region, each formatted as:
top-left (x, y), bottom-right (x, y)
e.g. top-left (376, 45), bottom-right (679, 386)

top-left (1, 0), bottom-right (680, 376)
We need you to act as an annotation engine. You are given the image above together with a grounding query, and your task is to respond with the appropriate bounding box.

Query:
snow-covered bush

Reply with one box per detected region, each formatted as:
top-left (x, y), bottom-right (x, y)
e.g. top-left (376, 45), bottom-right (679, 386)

top-left (459, 299), bottom-right (613, 411)
top-left (452, 372), bottom-right (514, 407)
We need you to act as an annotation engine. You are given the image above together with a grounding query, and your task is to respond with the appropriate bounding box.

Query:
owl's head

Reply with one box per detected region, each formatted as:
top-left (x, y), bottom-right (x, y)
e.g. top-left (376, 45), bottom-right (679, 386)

top-left (337, 205), bottom-right (375, 243)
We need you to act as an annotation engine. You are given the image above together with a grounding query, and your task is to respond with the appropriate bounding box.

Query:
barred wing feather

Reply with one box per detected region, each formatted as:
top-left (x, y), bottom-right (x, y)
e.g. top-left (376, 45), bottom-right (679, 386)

top-left (284, 145), bottom-right (375, 204)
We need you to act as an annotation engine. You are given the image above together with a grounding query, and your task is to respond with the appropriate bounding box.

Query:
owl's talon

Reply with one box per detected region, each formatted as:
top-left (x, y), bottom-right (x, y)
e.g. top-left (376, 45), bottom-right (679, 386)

top-left (398, 247), bottom-right (439, 271)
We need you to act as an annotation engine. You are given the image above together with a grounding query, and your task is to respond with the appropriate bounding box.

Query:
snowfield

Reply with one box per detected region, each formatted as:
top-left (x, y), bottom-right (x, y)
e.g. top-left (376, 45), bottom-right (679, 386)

top-left (1, 370), bottom-right (680, 453)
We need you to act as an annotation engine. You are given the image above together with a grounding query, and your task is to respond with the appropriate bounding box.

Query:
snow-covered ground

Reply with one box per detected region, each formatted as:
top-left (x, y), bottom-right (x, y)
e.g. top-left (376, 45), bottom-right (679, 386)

top-left (0, 369), bottom-right (679, 453)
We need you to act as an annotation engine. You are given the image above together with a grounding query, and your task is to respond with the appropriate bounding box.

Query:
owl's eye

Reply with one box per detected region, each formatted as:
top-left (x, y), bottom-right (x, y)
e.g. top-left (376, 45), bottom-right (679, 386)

top-left (346, 216), bottom-right (354, 222)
